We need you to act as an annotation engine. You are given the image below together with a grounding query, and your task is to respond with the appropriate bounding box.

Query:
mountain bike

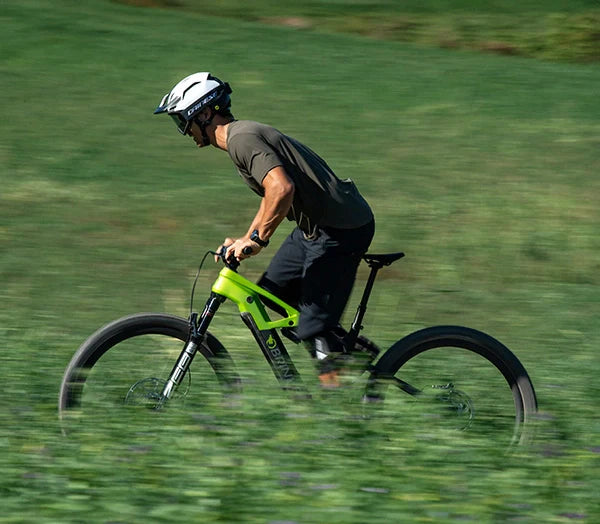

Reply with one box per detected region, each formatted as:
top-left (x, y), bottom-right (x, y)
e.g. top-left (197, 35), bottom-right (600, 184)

top-left (59, 249), bottom-right (537, 446)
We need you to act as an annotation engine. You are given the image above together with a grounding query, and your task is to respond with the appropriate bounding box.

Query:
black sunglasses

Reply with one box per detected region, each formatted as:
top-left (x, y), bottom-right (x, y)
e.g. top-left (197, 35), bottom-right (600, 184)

top-left (169, 114), bottom-right (192, 135)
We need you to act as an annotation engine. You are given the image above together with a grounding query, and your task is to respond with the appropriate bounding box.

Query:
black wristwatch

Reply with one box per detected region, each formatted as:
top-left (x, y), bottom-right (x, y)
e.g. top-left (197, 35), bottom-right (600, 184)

top-left (250, 229), bottom-right (269, 248)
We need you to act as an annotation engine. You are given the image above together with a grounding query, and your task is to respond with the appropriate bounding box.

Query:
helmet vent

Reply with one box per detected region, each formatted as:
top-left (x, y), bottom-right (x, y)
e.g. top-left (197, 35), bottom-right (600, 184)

top-left (182, 82), bottom-right (201, 98)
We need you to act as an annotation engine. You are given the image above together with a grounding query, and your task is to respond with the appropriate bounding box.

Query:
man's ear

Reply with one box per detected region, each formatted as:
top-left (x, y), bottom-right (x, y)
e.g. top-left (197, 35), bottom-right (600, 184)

top-left (198, 107), bottom-right (213, 123)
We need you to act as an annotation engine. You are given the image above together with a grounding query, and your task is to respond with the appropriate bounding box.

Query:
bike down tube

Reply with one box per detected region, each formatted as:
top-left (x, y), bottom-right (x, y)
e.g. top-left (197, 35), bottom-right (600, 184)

top-left (240, 312), bottom-right (305, 392)
top-left (212, 267), bottom-right (306, 392)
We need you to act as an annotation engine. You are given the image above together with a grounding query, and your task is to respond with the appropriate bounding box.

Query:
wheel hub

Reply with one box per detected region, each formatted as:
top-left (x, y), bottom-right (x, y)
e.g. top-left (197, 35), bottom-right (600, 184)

top-left (432, 383), bottom-right (474, 430)
top-left (124, 372), bottom-right (191, 408)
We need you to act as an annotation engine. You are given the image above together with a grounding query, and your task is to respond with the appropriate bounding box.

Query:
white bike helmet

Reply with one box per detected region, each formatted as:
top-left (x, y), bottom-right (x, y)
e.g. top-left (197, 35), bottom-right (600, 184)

top-left (154, 72), bottom-right (232, 136)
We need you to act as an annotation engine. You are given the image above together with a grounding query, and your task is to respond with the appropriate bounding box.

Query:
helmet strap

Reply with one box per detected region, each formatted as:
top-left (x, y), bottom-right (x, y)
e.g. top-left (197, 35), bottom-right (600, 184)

top-left (195, 111), bottom-right (214, 146)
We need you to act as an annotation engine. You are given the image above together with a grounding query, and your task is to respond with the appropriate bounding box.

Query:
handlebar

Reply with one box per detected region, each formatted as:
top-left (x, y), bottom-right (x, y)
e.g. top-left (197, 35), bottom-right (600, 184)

top-left (216, 245), bottom-right (253, 272)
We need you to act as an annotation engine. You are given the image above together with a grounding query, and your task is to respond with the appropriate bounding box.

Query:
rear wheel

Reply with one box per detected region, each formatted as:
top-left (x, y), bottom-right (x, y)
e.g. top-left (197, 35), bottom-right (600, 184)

top-left (59, 313), bottom-right (240, 434)
top-left (366, 326), bottom-right (537, 449)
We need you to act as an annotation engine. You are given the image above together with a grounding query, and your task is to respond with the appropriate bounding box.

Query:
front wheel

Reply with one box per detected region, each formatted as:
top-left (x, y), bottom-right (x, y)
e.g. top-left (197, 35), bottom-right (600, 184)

top-left (366, 326), bottom-right (537, 448)
top-left (59, 313), bottom-right (240, 433)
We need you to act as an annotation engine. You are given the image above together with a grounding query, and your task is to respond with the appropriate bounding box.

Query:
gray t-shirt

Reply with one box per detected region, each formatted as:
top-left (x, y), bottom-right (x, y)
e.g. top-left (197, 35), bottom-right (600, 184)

top-left (226, 120), bottom-right (373, 234)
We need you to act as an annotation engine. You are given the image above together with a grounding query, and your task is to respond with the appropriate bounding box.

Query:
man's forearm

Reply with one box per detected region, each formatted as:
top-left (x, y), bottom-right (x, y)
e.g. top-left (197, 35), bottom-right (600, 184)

top-left (247, 193), bottom-right (292, 240)
top-left (245, 167), bottom-right (295, 242)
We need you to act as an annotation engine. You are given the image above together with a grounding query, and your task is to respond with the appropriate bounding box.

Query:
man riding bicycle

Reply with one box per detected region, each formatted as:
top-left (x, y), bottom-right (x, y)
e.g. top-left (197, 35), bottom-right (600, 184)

top-left (154, 72), bottom-right (374, 387)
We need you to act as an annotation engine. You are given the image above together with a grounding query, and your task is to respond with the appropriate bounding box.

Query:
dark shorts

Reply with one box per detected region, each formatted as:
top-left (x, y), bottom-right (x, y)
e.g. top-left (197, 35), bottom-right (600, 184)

top-left (258, 220), bottom-right (375, 340)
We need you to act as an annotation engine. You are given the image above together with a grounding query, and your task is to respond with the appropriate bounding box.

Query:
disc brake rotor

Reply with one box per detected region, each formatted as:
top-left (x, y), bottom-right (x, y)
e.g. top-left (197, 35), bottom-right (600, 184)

top-left (124, 371), bottom-right (191, 407)
top-left (432, 383), bottom-right (475, 430)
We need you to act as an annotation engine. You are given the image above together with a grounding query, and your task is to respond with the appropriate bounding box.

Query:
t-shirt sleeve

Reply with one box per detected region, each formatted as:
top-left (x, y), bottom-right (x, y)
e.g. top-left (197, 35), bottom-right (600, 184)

top-left (228, 133), bottom-right (283, 188)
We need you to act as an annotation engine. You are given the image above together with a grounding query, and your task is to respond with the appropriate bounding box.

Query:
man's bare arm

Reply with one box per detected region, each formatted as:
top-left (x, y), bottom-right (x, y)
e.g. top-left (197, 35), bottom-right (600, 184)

top-left (218, 166), bottom-right (295, 261)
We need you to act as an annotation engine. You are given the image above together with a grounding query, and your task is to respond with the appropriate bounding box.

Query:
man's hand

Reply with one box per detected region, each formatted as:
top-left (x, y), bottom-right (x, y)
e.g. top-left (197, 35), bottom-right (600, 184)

top-left (215, 237), bottom-right (262, 263)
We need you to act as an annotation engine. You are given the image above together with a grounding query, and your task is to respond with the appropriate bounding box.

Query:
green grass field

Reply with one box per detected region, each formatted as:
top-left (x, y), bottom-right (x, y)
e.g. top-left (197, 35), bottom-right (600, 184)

top-left (118, 0), bottom-right (600, 62)
top-left (2, 0), bottom-right (599, 522)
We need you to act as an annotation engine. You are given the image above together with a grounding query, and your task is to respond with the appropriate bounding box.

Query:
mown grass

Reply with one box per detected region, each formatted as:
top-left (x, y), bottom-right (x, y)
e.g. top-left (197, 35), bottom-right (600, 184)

top-left (1, 0), bottom-right (600, 522)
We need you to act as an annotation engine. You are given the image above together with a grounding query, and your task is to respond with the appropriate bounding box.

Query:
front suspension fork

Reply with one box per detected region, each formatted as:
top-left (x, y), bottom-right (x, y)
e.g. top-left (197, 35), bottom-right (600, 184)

top-left (158, 292), bottom-right (225, 406)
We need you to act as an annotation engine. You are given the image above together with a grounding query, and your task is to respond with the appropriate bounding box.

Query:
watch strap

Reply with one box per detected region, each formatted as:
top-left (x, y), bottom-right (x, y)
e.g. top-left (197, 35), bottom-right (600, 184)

top-left (250, 229), bottom-right (269, 247)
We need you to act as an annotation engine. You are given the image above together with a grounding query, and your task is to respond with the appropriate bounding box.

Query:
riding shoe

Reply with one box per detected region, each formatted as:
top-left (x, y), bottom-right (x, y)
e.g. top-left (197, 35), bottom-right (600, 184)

top-left (308, 332), bottom-right (349, 388)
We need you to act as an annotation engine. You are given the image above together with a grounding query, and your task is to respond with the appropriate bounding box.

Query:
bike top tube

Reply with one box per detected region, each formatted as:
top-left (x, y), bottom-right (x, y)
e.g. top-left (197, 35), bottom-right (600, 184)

top-left (211, 267), bottom-right (300, 331)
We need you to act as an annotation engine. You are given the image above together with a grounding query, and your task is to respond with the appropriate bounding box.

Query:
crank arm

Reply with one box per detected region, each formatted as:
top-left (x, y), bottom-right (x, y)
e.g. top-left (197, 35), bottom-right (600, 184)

top-left (390, 377), bottom-right (422, 397)
top-left (365, 373), bottom-right (422, 401)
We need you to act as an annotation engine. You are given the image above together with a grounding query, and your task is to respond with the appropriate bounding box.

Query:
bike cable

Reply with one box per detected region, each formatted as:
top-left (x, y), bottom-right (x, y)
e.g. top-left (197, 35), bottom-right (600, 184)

top-left (190, 251), bottom-right (218, 317)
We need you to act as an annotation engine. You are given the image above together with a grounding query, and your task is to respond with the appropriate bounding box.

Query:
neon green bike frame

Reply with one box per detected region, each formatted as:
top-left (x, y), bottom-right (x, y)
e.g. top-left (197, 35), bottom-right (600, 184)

top-left (211, 267), bottom-right (300, 330)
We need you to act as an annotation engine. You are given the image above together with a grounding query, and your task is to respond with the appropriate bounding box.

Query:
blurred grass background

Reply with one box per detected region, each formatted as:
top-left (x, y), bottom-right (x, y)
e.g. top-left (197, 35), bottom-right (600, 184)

top-left (1, 0), bottom-right (599, 522)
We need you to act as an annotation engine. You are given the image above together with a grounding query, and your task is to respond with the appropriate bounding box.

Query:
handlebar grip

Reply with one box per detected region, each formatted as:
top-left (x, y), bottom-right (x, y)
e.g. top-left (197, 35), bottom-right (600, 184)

top-left (217, 245), bottom-right (252, 272)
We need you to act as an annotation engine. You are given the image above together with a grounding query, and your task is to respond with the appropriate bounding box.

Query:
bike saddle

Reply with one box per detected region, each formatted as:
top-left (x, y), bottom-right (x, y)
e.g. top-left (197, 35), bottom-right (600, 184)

top-left (362, 252), bottom-right (405, 268)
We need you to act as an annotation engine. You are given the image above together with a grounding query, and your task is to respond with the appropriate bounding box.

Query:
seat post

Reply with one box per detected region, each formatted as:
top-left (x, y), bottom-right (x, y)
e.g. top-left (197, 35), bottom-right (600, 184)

top-left (345, 261), bottom-right (382, 351)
